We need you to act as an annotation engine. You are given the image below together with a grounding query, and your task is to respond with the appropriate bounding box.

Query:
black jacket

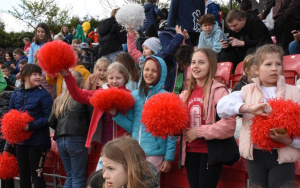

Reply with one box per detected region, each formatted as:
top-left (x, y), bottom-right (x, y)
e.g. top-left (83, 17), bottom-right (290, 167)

top-left (48, 102), bottom-right (92, 140)
top-left (97, 17), bottom-right (127, 57)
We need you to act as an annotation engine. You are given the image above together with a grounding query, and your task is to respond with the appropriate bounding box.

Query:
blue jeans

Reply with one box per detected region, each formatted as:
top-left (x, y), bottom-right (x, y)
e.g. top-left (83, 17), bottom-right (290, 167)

top-left (56, 136), bottom-right (88, 188)
top-left (289, 41), bottom-right (300, 55)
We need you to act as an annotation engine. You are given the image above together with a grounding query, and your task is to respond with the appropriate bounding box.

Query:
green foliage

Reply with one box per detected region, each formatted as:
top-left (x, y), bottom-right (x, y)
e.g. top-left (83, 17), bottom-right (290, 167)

top-left (8, 0), bottom-right (72, 33)
top-left (0, 31), bottom-right (34, 49)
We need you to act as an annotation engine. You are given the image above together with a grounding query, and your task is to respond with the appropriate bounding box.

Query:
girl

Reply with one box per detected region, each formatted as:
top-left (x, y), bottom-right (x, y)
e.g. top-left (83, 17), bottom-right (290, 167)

top-left (112, 56), bottom-right (177, 173)
top-left (179, 48), bottom-right (236, 188)
top-left (48, 71), bottom-right (90, 188)
top-left (4, 51), bottom-right (15, 67)
top-left (217, 44), bottom-right (300, 188)
top-left (85, 58), bottom-right (110, 91)
top-left (233, 54), bottom-right (256, 91)
top-left (60, 62), bottom-right (130, 148)
top-left (101, 136), bottom-right (159, 188)
top-left (11, 48), bottom-right (28, 75)
top-left (114, 52), bottom-right (140, 91)
top-left (47, 48), bottom-right (90, 97)
top-left (28, 23), bottom-right (52, 63)
top-left (9, 64), bottom-right (53, 188)
top-left (23, 37), bottom-right (31, 56)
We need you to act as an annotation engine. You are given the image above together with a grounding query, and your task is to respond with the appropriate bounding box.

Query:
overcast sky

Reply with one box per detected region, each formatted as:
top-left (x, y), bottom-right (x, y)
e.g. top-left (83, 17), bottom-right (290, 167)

top-left (0, 0), bottom-right (127, 32)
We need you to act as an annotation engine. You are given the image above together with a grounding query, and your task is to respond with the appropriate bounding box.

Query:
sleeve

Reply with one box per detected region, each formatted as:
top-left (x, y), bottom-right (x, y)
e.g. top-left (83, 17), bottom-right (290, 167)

top-left (127, 32), bottom-right (142, 63)
top-left (167, 0), bottom-right (179, 28)
top-left (48, 110), bottom-right (57, 130)
top-left (115, 23), bottom-right (127, 44)
top-left (208, 4), bottom-right (220, 23)
top-left (159, 33), bottom-right (184, 58)
top-left (28, 91), bottom-right (53, 131)
top-left (28, 43), bottom-right (35, 63)
top-left (112, 107), bottom-right (135, 133)
top-left (212, 30), bottom-right (227, 53)
top-left (197, 32), bottom-right (205, 49)
top-left (0, 71), bottom-right (7, 92)
top-left (244, 18), bottom-right (270, 48)
top-left (9, 90), bottom-right (17, 110)
top-left (283, 0), bottom-right (300, 20)
top-left (216, 90), bottom-right (244, 118)
top-left (164, 136), bottom-right (177, 161)
top-left (64, 72), bottom-right (95, 105)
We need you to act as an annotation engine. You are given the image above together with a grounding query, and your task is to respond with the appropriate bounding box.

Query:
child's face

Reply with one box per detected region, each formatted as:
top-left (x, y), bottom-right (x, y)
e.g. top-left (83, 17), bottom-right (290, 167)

top-left (96, 64), bottom-right (108, 79)
top-left (191, 51), bottom-right (210, 86)
top-left (102, 155), bottom-right (128, 188)
top-left (37, 27), bottom-right (46, 41)
top-left (201, 23), bottom-right (214, 35)
top-left (254, 53), bottom-right (283, 87)
top-left (24, 72), bottom-right (42, 88)
top-left (107, 70), bottom-right (126, 87)
top-left (143, 46), bottom-right (154, 57)
top-left (13, 53), bottom-right (21, 60)
top-left (143, 59), bottom-right (158, 86)
top-left (5, 54), bottom-right (11, 61)
top-left (1, 68), bottom-right (9, 77)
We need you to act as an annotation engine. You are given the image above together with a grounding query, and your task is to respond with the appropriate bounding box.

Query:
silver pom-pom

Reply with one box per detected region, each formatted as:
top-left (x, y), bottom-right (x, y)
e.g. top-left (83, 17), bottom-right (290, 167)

top-left (116, 3), bottom-right (145, 31)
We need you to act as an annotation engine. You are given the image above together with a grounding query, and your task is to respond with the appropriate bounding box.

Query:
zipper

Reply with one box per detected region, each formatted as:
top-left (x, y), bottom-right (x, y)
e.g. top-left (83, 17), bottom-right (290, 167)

top-left (138, 124), bottom-right (142, 144)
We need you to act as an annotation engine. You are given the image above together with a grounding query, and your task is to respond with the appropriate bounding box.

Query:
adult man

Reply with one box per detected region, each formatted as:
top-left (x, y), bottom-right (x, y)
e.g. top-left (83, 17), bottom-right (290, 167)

top-left (220, 10), bottom-right (272, 70)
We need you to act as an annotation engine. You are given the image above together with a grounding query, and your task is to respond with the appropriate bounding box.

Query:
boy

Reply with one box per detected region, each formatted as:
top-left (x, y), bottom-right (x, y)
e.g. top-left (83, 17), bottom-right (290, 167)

top-left (1, 64), bottom-right (16, 91)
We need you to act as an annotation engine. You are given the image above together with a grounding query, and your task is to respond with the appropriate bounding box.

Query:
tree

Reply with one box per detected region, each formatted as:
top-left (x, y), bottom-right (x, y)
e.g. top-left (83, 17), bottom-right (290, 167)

top-left (0, 18), bottom-right (5, 31)
top-left (8, 0), bottom-right (72, 33)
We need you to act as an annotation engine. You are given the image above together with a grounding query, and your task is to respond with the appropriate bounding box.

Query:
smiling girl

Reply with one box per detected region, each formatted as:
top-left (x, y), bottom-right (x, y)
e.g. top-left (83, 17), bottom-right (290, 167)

top-left (217, 44), bottom-right (300, 188)
top-left (9, 64), bottom-right (53, 188)
top-left (28, 23), bottom-right (52, 63)
top-left (179, 48), bottom-right (236, 188)
top-left (85, 58), bottom-right (110, 91)
top-left (112, 56), bottom-right (177, 174)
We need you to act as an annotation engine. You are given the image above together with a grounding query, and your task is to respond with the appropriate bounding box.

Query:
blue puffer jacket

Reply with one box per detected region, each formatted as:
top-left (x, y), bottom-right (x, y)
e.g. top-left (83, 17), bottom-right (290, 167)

top-left (140, 3), bottom-right (165, 33)
top-left (113, 56), bottom-right (177, 161)
top-left (9, 86), bottom-right (53, 147)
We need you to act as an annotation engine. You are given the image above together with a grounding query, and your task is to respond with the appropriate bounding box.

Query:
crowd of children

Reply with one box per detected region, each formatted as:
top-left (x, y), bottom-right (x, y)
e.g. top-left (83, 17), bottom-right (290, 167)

top-left (0, 1), bottom-right (300, 188)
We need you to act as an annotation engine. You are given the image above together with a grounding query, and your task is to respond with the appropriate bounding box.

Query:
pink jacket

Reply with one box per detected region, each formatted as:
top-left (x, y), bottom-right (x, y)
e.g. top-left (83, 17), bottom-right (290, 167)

top-left (127, 32), bottom-right (142, 63)
top-left (64, 72), bottom-right (128, 148)
top-left (240, 76), bottom-right (300, 163)
top-left (179, 79), bottom-right (236, 166)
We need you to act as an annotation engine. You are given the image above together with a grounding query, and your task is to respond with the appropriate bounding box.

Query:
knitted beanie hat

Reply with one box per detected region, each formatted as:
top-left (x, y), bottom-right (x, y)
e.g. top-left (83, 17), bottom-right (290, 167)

top-left (142, 37), bottom-right (161, 54)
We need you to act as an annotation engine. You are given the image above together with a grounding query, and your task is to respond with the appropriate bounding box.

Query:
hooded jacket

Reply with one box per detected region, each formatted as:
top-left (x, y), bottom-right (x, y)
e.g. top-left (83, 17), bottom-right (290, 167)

top-left (205, 0), bottom-right (220, 24)
top-left (178, 79), bottom-right (236, 167)
top-left (140, 3), bottom-right (165, 33)
top-left (197, 22), bottom-right (227, 53)
top-left (113, 56), bottom-right (177, 161)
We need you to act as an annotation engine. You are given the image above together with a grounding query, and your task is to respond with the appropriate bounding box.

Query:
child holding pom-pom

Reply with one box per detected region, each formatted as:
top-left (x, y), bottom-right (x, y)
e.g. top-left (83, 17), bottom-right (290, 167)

top-left (60, 63), bottom-right (130, 148)
top-left (111, 56), bottom-right (177, 174)
top-left (179, 48), bottom-right (236, 188)
top-left (217, 44), bottom-right (300, 188)
top-left (9, 64), bottom-right (53, 188)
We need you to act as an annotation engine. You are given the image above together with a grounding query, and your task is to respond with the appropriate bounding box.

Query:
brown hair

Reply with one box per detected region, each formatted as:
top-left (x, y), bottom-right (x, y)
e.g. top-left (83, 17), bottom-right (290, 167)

top-left (199, 14), bottom-right (215, 25)
top-left (254, 44), bottom-right (284, 67)
top-left (94, 57), bottom-right (110, 73)
top-left (20, 64), bottom-right (42, 88)
top-left (73, 48), bottom-right (83, 65)
top-left (33, 23), bottom-right (52, 45)
top-left (60, 25), bottom-right (69, 36)
top-left (107, 62), bottom-right (130, 85)
top-left (13, 48), bottom-right (24, 56)
top-left (115, 53), bottom-right (140, 83)
top-left (101, 136), bottom-right (154, 188)
top-left (226, 10), bottom-right (245, 24)
top-left (184, 48), bottom-right (217, 117)
top-left (238, 54), bottom-right (255, 81)
top-left (175, 45), bottom-right (194, 71)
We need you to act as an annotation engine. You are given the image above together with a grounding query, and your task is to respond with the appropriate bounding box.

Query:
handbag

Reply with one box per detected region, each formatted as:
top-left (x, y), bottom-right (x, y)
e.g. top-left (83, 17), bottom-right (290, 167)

top-left (206, 136), bottom-right (240, 166)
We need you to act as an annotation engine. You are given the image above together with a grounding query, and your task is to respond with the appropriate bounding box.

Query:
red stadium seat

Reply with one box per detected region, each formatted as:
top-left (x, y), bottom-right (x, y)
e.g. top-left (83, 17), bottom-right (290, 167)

top-left (215, 62), bottom-right (233, 87)
top-left (235, 61), bottom-right (244, 75)
top-left (283, 54), bottom-right (300, 79)
top-left (230, 74), bottom-right (242, 89)
top-left (284, 70), bottom-right (297, 85)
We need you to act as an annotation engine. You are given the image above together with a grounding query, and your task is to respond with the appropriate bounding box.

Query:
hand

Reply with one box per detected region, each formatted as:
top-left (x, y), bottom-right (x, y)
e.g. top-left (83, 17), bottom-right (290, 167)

top-left (160, 160), bottom-right (171, 173)
top-left (183, 128), bottom-right (197, 143)
top-left (220, 39), bottom-right (230, 49)
top-left (175, 25), bottom-right (183, 35)
top-left (16, 73), bottom-right (21, 79)
top-left (240, 103), bottom-right (272, 116)
top-left (291, 30), bottom-right (300, 41)
top-left (126, 24), bottom-right (134, 35)
top-left (10, 64), bottom-right (16, 69)
top-left (24, 124), bottom-right (29, 131)
top-left (258, 14), bottom-right (264, 20)
top-left (269, 131), bottom-right (293, 145)
top-left (60, 69), bottom-right (70, 77)
top-left (230, 37), bottom-right (245, 47)
top-left (183, 29), bottom-right (189, 39)
top-left (109, 109), bottom-right (117, 116)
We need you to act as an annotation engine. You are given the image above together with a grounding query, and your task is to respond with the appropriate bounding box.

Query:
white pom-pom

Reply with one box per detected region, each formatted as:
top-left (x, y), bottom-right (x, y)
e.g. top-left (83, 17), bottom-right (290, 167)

top-left (116, 3), bottom-right (145, 31)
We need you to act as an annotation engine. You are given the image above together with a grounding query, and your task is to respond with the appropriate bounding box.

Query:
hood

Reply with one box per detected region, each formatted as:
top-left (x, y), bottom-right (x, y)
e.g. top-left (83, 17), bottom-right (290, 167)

top-left (205, 0), bottom-right (213, 7)
top-left (205, 22), bottom-right (220, 37)
top-left (144, 3), bottom-right (155, 12)
top-left (139, 55), bottom-right (167, 94)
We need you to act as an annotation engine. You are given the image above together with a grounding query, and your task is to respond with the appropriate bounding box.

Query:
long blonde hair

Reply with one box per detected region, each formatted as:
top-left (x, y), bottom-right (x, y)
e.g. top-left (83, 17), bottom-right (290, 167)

top-left (184, 48), bottom-right (217, 117)
top-left (107, 62), bottom-right (130, 85)
top-left (101, 136), bottom-right (155, 188)
top-left (52, 71), bottom-right (84, 118)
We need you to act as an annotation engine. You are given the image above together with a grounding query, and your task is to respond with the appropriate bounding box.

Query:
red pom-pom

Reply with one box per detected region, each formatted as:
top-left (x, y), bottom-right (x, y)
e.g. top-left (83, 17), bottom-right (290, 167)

top-left (37, 40), bottom-right (76, 77)
top-left (251, 99), bottom-right (300, 151)
top-left (0, 152), bottom-right (19, 179)
top-left (141, 93), bottom-right (189, 139)
top-left (90, 88), bottom-right (135, 114)
top-left (1, 110), bottom-right (34, 143)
